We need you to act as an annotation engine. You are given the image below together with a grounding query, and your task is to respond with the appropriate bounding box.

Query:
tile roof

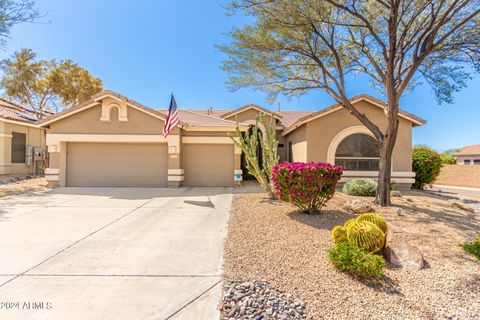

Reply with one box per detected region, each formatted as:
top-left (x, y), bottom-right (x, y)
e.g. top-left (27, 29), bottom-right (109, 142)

top-left (161, 109), bottom-right (244, 127)
top-left (277, 111), bottom-right (314, 127)
top-left (36, 90), bottom-right (426, 134)
top-left (184, 109), bottom-right (312, 128)
top-left (454, 145), bottom-right (480, 156)
top-left (0, 98), bottom-right (42, 123)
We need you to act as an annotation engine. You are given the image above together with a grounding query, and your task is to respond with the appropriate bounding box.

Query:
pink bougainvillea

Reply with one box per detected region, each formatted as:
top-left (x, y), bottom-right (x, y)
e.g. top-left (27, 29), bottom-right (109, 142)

top-left (271, 162), bottom-right (344, 213)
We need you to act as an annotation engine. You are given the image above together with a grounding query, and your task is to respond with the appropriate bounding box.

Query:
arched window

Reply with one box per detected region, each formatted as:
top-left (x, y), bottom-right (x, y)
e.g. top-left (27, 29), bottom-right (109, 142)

top-left (335, 134), bottom-right (379, 171)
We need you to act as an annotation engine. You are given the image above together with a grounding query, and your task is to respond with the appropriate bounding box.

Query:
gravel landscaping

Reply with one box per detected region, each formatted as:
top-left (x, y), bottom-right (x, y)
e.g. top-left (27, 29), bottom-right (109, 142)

top-left (0, 177), bottom-right (49, 197)
top-left (223, 191), bottom-right (480, 319)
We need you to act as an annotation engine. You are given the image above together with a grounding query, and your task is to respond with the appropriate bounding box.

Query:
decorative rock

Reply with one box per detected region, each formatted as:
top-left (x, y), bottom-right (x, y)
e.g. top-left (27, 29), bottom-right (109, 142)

top-left (221, 280), bottom-right (306, 319)
top-left (384, 225), bottom-right (424, 270)
top-left (447, 200), bottom-right (475, 213)
top-left (343, 199), bottom-right (374, 214)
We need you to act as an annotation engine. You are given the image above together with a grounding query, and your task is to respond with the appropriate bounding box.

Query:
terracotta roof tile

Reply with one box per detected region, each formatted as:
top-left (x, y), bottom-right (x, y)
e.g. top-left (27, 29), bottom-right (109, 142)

top-left (454, 145), bottom-right (480, 156)
top-left (36, 91), bottom-right (426, 134)
top-left (161, 109), bottom-right (245, 127)
top-left (277, 111), bottom-right (314, 127)
top-left (0, 98), bottom-right (43, 123)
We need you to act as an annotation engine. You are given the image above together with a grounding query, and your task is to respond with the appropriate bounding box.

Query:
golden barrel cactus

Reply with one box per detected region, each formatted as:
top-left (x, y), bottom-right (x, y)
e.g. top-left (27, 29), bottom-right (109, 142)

top-left (332, 226), bottom-right (348, 247)
top-left (346, 221), bottom-right (385, 253)
top-left (343, 219), bottom-right (356, 230)
top-left (356, 213), bottom-right (388, 233)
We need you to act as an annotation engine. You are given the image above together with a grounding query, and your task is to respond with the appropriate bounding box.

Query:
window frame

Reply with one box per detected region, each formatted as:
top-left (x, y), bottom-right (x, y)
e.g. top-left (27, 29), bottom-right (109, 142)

top-left (334, 133), bottom-right (380, 171)
top-left (11, 132), bottom-right (27, 164)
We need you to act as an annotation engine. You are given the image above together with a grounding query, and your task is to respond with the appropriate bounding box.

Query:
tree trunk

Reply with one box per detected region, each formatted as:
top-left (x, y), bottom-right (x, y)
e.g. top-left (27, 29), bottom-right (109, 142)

top-left (375, 100), bottom-right (400, 206)
top-left (376, 143), bottom-right (393, 206)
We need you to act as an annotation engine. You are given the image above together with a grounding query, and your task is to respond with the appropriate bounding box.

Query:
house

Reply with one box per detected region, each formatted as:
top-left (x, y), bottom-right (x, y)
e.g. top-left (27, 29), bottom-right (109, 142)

top-left (0, 99), bottom-right (46, 175)
top-left (454, 145), bottom-right (480, 165)
top-left (38, 90), bottom-right (425, 190)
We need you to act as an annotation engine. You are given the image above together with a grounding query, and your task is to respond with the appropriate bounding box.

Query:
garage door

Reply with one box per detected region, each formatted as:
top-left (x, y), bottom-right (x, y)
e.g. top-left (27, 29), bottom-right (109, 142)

top-left (66, 142), bottom-right (168, 187)
top-left (183, 144), bottom-right (234, 187)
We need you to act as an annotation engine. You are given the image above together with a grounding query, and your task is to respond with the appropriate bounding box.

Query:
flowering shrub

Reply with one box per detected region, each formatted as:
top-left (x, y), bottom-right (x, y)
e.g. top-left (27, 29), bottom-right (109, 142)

top-left (412, 146), bottom-right (443, 189)
top-left (271, 162), bottom-right (344, 213)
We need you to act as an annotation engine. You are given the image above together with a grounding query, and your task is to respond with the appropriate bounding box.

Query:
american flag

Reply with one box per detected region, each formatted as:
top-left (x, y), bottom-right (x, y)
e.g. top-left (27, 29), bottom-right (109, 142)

top-left (162, 94), bottom-right (179, 137)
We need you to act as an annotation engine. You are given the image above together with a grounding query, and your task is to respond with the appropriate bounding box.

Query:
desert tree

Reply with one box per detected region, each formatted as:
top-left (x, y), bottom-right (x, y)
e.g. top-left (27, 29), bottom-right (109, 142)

top-left (0, 0), bottom-right (40, 48)
top-left (1, 48), bottom-right (103, 118)
top-left (220, 0), bottom-right (480, 206)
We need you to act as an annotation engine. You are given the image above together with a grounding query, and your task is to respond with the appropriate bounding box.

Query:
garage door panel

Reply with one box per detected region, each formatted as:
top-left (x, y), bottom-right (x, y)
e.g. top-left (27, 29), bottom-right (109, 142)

top-left (183, 144), bottom-right (233, 187)
top-left (67, 143), bottom-right (168, 187)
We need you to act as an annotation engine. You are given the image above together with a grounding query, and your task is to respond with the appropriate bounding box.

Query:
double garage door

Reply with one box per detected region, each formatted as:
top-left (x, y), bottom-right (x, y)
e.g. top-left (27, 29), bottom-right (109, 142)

top-left (66, 143), bottom-right (168, 187)
top-left (66, 142), bottom-right (234, 187)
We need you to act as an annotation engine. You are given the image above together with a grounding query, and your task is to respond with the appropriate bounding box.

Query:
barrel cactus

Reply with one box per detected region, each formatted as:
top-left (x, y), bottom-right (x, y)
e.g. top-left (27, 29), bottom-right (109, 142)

top-left (343, 219), bottom-right (356, 230)
top-left (356, 213), bottom-right (388, 233)
top-left (332, 226), bottom-right (348, 247)
top-left (346, 221), bottom-right (385, 253)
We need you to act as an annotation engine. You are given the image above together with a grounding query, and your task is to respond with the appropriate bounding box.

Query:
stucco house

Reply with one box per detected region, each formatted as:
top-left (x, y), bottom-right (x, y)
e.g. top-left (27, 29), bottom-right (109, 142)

top-left (38, 90), bottom-right (425, 189)
top-left (454, 145), bottom-right (480, 165)
top-left (0, 99), bottom-right (46, 175)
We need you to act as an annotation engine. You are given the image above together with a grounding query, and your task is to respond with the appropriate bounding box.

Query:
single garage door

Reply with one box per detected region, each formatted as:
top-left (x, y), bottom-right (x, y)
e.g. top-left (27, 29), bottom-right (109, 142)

top-left (66, 142), bottom-right (168, 187)
top-left (183, 144), bottom-right (234, 187)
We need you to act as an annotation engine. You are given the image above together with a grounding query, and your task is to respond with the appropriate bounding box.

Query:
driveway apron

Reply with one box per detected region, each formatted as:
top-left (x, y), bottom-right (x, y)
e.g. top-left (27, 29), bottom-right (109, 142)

top-left (0, 187), bottom-right (232, 320)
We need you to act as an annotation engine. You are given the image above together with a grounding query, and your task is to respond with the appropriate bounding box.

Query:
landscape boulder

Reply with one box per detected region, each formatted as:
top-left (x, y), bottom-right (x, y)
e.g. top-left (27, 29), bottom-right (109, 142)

top-left (447, 200), bottom-right (475, 213)
top-left (343, 199), bottom-right (373, 214)
top-left (384, 225), bottom-right (424, 270)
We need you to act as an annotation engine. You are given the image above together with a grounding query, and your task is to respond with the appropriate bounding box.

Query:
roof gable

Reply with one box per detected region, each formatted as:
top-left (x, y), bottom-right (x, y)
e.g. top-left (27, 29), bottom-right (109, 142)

top-left (282, 94), bottom-right (426, 136)
top-left (221, 104), bottom-right (282, 120)
top-left (38, 90), bottom-right (173, 127)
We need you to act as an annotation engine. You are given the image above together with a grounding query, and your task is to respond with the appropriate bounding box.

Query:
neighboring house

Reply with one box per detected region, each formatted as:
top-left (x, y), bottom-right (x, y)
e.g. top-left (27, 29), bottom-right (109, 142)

top-left (453, 145), bottom-right (480, 165)
top-left (38, 90), bottom-right (425, 189)
top-left (0, 99), bottom-right (46, 175)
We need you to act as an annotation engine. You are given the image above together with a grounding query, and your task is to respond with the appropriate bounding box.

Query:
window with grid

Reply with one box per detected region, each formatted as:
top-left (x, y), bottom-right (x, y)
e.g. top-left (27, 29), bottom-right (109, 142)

top-left (334, 134), bottom-right (379, 171)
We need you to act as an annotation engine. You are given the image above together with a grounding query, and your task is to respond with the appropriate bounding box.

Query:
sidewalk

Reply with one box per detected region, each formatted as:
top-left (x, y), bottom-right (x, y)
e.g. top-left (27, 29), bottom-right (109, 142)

top-left (430, 184), bottom-right (480, 198)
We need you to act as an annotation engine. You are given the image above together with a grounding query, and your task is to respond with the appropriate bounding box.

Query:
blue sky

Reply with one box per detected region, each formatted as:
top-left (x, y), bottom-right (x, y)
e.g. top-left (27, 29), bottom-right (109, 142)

top-left (4, 0), bottom-right (479, 151)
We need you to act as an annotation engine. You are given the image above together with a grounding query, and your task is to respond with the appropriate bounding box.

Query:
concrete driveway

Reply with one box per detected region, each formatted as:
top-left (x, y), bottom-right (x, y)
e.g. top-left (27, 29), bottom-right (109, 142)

top-left (0, 187), bottom-right (233, 320)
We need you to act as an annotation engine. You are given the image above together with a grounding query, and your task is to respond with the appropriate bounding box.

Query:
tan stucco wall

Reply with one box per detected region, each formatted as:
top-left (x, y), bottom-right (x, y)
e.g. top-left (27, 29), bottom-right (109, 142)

top-left (297, 100), bottom-right (412, 171)
top-left (285, 124), bottom-right (308, 162)
top-left (47, 104), bottom-right (170, 135)
top-left (0, 120), bottom-right (45, 175)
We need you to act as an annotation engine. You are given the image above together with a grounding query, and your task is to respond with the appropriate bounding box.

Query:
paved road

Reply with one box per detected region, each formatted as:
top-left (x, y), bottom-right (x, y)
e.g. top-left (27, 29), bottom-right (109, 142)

top-left (430, 184), bottom-right (480, 198)
top-left (0, 187), bottom-right (233, 320)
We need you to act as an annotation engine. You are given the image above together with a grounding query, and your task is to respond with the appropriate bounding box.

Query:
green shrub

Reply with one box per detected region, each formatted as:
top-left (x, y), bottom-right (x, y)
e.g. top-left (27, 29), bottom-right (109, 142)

top-left (328, 245), bottom-right (385, 278)
top-left (462, 237), bottom-right (480, 260)
top-left (342, 179), bottom-right (377, 196)
top-left (412, 146), bottom-right (443, 189)
top-left (440, 152), bottom-right (457, 164)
